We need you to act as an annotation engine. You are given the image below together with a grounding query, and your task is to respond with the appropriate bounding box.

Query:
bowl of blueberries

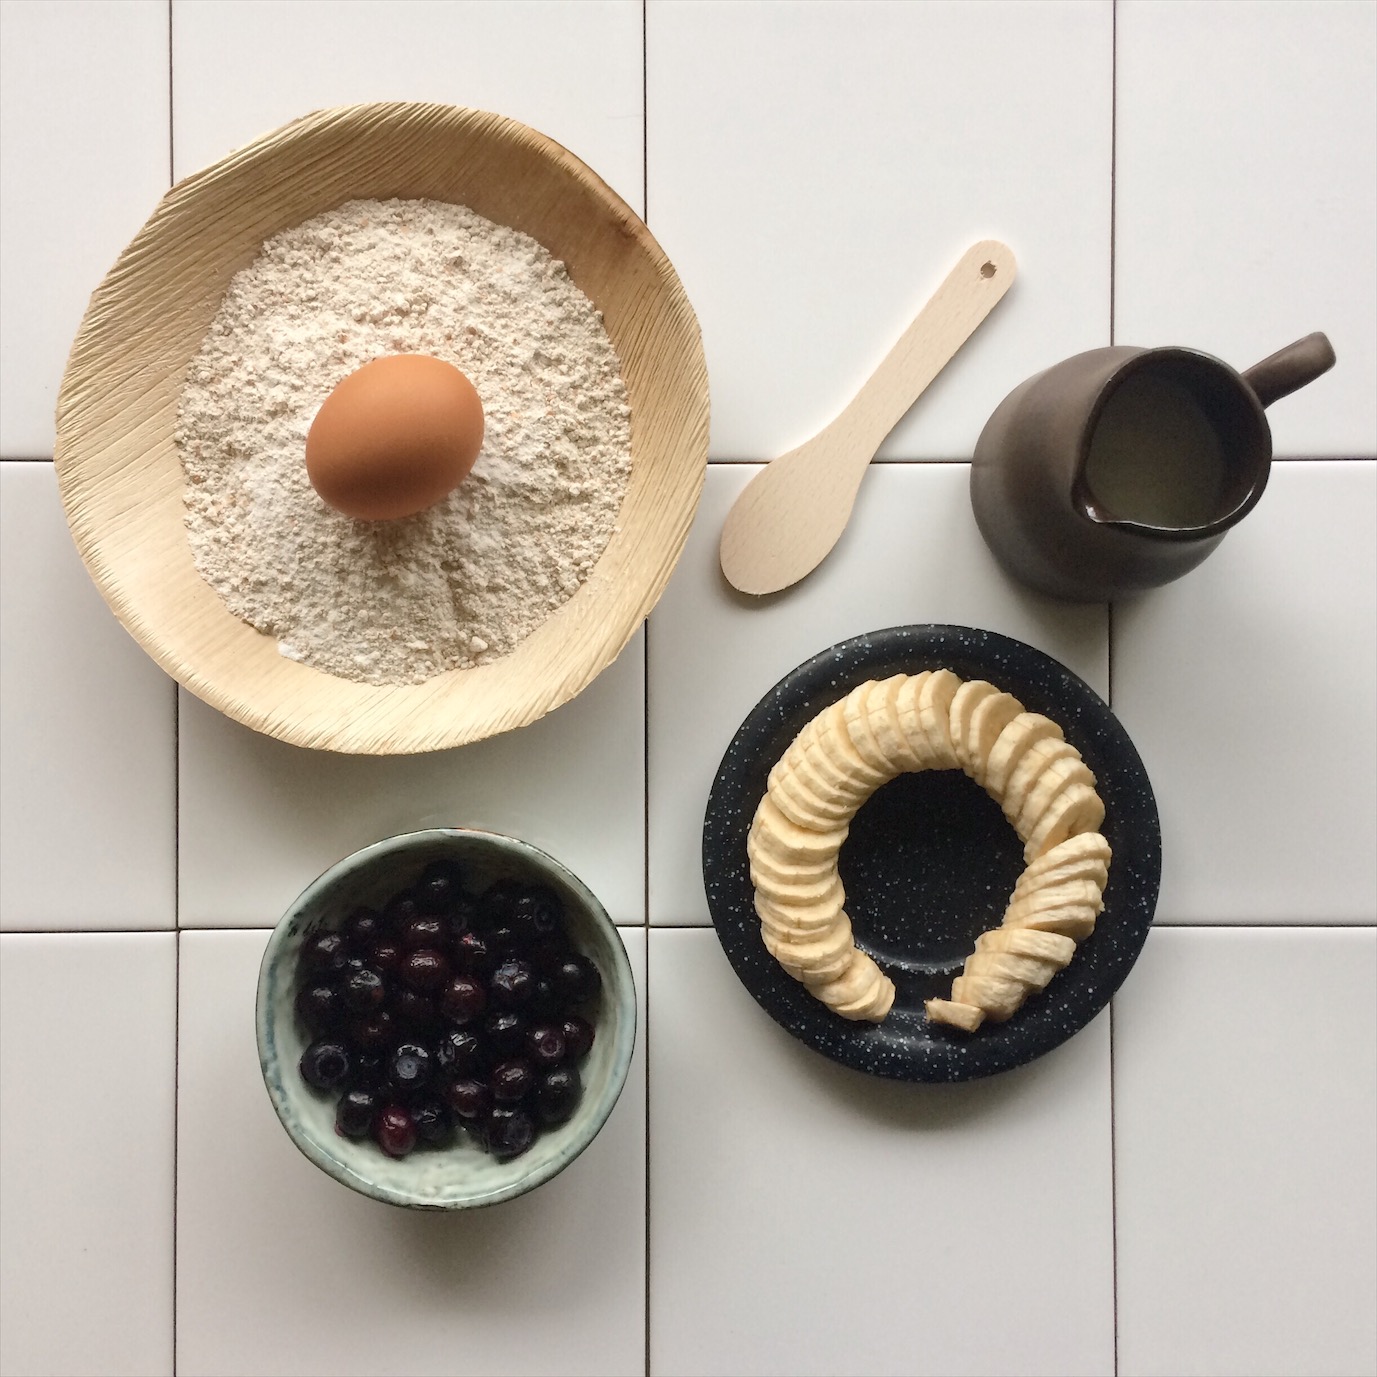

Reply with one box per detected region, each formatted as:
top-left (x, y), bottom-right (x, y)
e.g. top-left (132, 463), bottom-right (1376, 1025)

top-left (256, 828), bottom-right (636, 1209)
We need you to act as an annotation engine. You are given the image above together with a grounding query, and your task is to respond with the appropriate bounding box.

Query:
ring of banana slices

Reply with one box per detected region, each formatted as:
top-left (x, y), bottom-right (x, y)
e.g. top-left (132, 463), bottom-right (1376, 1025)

top-left (746, 670), bottom-right (1111, 1031)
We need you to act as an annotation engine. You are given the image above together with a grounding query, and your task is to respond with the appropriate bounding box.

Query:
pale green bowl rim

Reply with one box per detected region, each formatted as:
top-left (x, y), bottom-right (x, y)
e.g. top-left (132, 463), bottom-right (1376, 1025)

top-left (256, 828), bottom-right (636, 1209)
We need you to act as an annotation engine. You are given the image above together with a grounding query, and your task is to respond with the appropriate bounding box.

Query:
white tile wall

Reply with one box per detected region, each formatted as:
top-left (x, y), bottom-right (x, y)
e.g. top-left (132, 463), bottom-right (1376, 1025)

top-left (0, 933), bottom-right (176, 1377)
top-left (1114, 927), bottom-right (1377, 1377)
top-left (0, 464), bottom-right (176, 930)
top-left (648, 929), bottom-right (1114, 1377)
top-left (177, 629), bottom-right (645, 929)
top-left (0, 0), bottom-right (170, 458)
top-left (645, 0), bottom-right (1113, 462)
top-left (2, 3), bottom-right (1374, 1375)
top-left (1115, 0), bottom-right (1377, 457)
top-left (175, 928), bottom-right (648, 1377)
top-left (647, 464), bottom-right (1108, 925)
top-left (1112, 461), bottom-right (1377, 925)
top-left (169, 0), bottom-right (644, 213)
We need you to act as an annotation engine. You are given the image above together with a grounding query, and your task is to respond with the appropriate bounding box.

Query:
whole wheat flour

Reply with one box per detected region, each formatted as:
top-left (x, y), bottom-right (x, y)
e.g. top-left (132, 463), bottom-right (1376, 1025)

top-left (175, 197), bottom-right (632, 685)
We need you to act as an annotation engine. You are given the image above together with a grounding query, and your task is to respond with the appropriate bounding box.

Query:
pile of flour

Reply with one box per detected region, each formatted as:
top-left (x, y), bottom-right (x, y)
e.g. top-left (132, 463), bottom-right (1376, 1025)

top-left (175, 198), bottom-right (632, 685)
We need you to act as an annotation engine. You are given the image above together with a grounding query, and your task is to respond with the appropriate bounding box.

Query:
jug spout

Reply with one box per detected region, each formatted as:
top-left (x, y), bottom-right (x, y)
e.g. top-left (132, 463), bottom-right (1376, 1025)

top-left (1241, 332), bottom-right (1336, 408)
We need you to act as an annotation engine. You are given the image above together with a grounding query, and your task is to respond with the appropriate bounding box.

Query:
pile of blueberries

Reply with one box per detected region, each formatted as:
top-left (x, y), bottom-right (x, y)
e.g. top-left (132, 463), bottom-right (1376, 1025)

top-left (293, 858), bottom-right (601, 1161)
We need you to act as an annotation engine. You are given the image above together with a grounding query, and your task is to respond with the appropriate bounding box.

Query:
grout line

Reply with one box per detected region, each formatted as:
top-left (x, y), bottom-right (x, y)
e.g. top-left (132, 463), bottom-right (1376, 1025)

top-left (1109, 0), bottom-right (1117, 348)
top-left (1109, 998), bottom-right (1119, 1377)
top-left (167, 0), bottom-right (175, 186)
top-left (641, 0), bottom-right (649, 226)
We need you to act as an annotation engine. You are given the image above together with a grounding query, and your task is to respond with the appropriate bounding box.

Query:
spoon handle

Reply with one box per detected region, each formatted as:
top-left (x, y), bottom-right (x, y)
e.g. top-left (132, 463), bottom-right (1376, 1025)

top-left (835, 240), bottom-right (1017, 457)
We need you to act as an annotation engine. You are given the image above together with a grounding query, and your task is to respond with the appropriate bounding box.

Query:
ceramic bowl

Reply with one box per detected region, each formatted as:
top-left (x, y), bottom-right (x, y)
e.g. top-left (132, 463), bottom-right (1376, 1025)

top-left (54, 101), bottom-right (708, 753)
top-left (256, 828), bottom-right (636, 1209)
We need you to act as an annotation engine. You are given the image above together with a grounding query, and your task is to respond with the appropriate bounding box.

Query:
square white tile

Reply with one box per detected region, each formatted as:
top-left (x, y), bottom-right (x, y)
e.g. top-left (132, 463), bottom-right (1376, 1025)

top-left (170, 0), bottom-right (644, 212)
top-left (1113, 926), bottom-right (1377, 1377)
top-left (0, 463), bottom-right (176, 930)
top-left (647, 928), bottom-right (1114, 1376)
top-left (1111, 461), bottom-right (1377, 924)
top-left (0, 0), bottom-right (170, 458)
top-left (645, 0), bottom-right (1112, 461)
top-left (1115, 0), bottom-right (1377, 457)
top-left (178, 629), bottom-right (644, 927)
top-left (175, 927), bottom-right (647, 1377)
top-left (0, 933), bottom-right (176, 1377)
top-left (647, 463), bottom-right (1107, 924)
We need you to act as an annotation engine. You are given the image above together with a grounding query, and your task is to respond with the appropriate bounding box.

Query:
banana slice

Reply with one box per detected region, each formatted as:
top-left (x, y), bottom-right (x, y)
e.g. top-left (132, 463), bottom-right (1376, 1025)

top-left (1005, 878), bottom-right (1104, 925)
top-left (763, 917), bottom-right (855, 978)
top-left (746, 837), bottom-right (837, 888)
top-left (975, 927), bottom-right (1077, 967)
top-left (1022, 782), bottom-right (1105, 860)
top-left (748, 797), bottom-right (847, 866)
top-left (1001, 736), bottom-right (1081, 830)
top-left (755, 885), bottom-right (846, 935)
top-left (983, 712), bottom-right (1064, 799)
top-left (1014, 831), bottom-right (1111, 895)
top-left (750, 863), bottom-right (842, 907)
top-left (1002, 902), bottom-right (1097, 941)
top-left (841, 683), bottom-right (898, 777)
top-left (815, 699), bottom-right (893, 792)
top-left (952, 971), bottom-right (1026, 1022)
top-left (917, 668), bottom-right (963, 768)
top-left (925, 997), bottom-right (986, 1031)
top-left (893, 671), bottom-right (937, 768)
top-left (1015, 754), bottom-right (1096, 839)
top-left (810, 946), bottom-right (894, 1021)
top-left (957, 686), bottom-right (1026, 785)
top-left (866, 675), bottom-right (926, 772)
top-left (964, 948), bottom-right (1059, 992)
top-left (767, 755), bottom-right (856, 830)
top-left (832, 967), bottom-right (896, 1021)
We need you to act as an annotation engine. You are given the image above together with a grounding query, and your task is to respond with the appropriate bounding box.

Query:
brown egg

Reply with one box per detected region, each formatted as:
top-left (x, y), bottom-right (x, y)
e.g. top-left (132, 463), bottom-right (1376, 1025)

top-left (305, 354), bottom-right (484, 521)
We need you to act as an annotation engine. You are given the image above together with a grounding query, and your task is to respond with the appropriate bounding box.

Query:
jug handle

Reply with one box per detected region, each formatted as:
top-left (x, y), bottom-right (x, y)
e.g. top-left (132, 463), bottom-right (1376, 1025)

top-left (1241, 332), bottom-right (1336, 408)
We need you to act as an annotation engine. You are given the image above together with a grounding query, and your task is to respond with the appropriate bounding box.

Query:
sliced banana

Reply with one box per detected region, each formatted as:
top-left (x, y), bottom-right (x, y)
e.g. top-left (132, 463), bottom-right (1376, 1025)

top-left (959, 688), bottom-right (1026, 786)
top-left (1022, 782), bottom-right (1105, 860)
top-left (917, 668), bottom-right (963, 768)
top-left (975, 927), bottom-right (1077, 967)
top-left (984, 712), bottom-right (1064, 799)
top-left (964, 948), bottom-right (1059, 992)
top-left (925, 997), bottom-right (986, 1031)
top-left (748, 671), bottom-right (1109, 1031)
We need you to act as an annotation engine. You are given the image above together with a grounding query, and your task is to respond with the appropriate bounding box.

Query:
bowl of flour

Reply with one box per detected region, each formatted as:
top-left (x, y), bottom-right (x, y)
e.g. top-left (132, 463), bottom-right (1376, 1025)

top-left (54, 102), bottom-right (708, 753)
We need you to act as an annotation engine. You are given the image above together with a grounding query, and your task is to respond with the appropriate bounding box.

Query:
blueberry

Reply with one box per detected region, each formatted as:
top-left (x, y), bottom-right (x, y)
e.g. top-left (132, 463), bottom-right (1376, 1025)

top-left (416, 860), bottom-right (464, 915)
top-left (485, 1010), bottom-right (526, 1058)
top-left (374, 1103), bottom-right (417, 1158)
top-left (300, 1039), bottom-right (351, 1091)
top-left (454, 930), bottom-right (494, 977)
top-left (300, 931), bottom-right (348, 976)
top-left (440, 1076), bottom-right (491, 1121)
top-left (350, 1009), bottom-right (397, 1052)
top-left (478, 877), bottom-right (524, 928)
top-left (388, 1041), bottom-right (433, 1095)
top-left (368, 939), bottom-right (403, 974)
top-left (295, 981), bottom-right (343, 1035)
top-left (511, 886), bottom-right (564, 943)
top-left (336, 1087), bottom-right (379, 1139)
top-left (554, 954), bottom-right (601, 1005)
top-left (525, 1023), bottom-right (567, 1067)
top-left (434, 1027), bottom-right (486, 1076)
top-left (448, 897), bottom-right (479, 944)
top-left (483, 1105), bottom-right (536, 1159)
top-left (411, 1096), bottom-right (455, 1148)
top-left (489, 958), bottom-right (535, 1009)
top-left (342, 906), bottom-right (387, 951)
top-left (529, 977), bottom-right (561, 1019)
top-left (561, 1015), bottom-right (595, 1061)
top-left (489, 1058), bottom-right (535, 1103)
top-left (486, 922), bottom-right (523, 958)
top-left (340, 966), bottom-right (386, 1014)
top-left (390, 986), bottom-right (440, 1032)
top-left (384, 890), bottom-right (422, 930)
top-left (439, 974), bottom-right (487, 1026)
top-left (535, 1066), bottom-right (582, 1126)
top-left (349, 1052), bottom-right (387, 1091)
top-left (398, 947), bottom-right (450, 992)
top-left (399, 915), bottom-right (448, 953)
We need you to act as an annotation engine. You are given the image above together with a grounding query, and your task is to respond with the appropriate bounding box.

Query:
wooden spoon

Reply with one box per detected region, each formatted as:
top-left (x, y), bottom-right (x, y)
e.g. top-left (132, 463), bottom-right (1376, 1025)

top-left (719, 240), bottom-right (1017, 595)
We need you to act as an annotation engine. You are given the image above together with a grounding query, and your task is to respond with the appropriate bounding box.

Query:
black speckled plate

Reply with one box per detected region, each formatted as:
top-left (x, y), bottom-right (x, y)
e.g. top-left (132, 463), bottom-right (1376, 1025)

top-left (702, 625), bottom-right (1160, 1082)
